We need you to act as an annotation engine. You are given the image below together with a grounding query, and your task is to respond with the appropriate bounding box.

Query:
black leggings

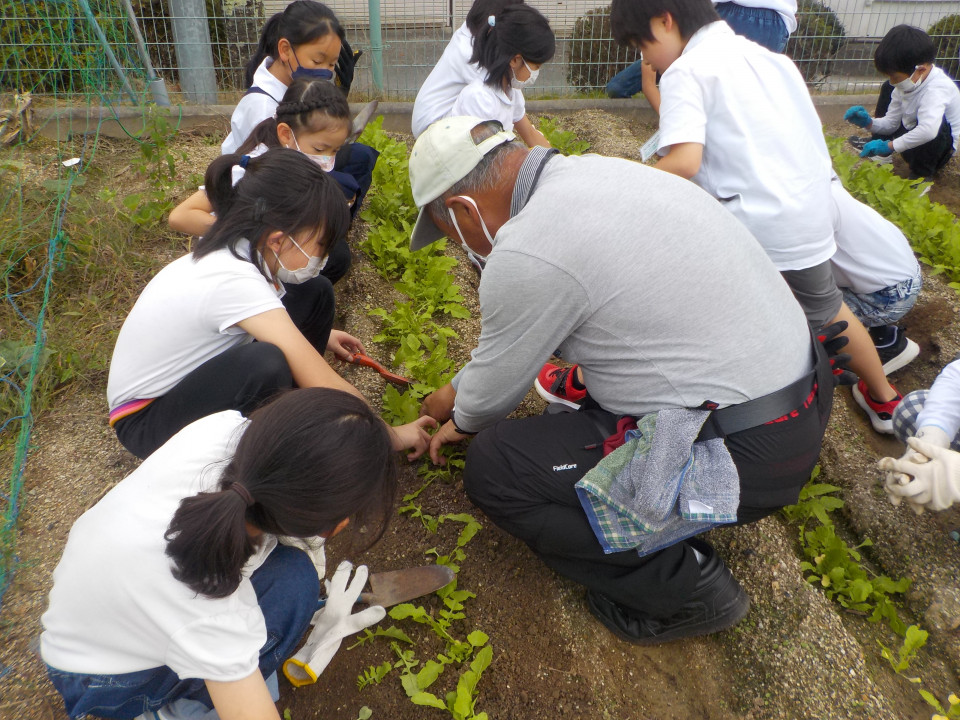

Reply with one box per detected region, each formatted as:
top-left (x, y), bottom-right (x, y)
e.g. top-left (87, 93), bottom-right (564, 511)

top-left (114, 273), bottom-right (335, 459)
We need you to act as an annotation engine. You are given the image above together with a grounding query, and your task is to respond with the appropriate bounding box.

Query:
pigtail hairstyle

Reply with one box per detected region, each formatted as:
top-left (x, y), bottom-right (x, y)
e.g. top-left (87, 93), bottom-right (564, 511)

top-left (244, 0), bottom-right (345, 88)
top-left (470, 4), bottom-right (555, 89)
top-left (874, 25), bottom-right (935, 75)
top-left (196, 148), bottom-right (350, 278)
top-left (610, 0), bottom-right (719, 47)
top-left (236, 78), bottom-right (351, 155)
top-left (165, 388), bottom-right (398, 599)
top-left (465, 0), bottom-right (524, 37)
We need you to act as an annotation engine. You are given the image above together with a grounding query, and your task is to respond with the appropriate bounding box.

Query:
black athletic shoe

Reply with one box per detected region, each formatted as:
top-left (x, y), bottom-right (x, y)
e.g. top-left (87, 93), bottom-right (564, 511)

top-left (872, 326), bottom-right (920, 375)
top-left (848, 135), bottom-right (868, 151)
top-left (586, 538), bottom-right (750, 645)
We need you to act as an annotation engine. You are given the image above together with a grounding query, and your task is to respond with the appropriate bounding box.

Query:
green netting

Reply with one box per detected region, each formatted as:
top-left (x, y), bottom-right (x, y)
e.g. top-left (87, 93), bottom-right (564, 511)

top-left (0, 0), bottom-right (166, 605)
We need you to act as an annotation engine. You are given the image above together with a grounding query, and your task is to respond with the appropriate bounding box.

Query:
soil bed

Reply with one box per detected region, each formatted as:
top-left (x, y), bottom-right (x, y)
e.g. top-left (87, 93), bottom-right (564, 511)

top-left (1, 109), bottom-right (959, 720)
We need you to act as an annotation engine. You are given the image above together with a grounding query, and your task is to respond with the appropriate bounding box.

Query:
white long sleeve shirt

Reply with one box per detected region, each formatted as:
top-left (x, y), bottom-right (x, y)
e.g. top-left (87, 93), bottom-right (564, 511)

top-left (871, 66), bottom-right (960, 154)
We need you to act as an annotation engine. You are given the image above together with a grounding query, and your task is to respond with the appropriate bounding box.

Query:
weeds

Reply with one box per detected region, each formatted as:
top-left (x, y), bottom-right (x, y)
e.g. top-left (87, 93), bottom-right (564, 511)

top-left (537, 116), bottom-right (591, 155)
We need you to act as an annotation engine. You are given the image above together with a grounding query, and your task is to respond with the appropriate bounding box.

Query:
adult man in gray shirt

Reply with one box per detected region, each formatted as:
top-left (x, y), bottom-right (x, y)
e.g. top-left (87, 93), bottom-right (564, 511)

top-left (410, 116), bottom-right (833, 644)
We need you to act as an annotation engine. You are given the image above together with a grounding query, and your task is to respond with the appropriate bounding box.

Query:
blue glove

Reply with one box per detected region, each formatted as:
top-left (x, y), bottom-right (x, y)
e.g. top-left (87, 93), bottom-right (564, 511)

top-left (844, 105), bottom-right (872, 128)
top-left (860, 139), bottom-right (893, 158)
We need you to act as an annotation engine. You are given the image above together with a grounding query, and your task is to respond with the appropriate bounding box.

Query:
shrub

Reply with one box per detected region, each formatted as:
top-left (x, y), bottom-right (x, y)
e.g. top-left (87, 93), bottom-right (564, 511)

top-left (928, 14), bottom-right (960, 82)
top-left (785, 0), bottom-right (846, 85)
top-left (567, 6), bottom-right (640, 92)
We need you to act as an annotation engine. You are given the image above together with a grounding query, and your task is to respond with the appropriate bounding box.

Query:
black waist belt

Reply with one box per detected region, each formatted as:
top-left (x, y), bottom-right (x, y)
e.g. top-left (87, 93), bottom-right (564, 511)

top-left (698, 327), bottom-right (825, 441)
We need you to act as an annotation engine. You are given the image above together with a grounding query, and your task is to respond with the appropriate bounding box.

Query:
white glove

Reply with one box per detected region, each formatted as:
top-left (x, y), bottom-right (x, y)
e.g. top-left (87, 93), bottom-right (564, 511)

top-left (880, 433), bottom-right (960, 513)
top-left (282, 561), bottom-right (385, 687)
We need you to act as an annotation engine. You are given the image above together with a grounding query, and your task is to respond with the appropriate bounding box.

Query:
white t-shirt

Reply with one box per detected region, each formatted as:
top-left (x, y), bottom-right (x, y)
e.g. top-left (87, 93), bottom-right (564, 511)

top-left (107, 242), bottom-right (284, 411)
top-left (657, 21), bottom-right (835, 271)
top-left (412, 23), bottom-right (485, 138)
top-left (723, 0), bottom-right (798, 34)
top-left (917, 359), bottom-right (960, 439)
top-left (41, 411), bottom-right (279, 679)
top-left (829, 176), bottom-right (919, 293)
top-left (871, 66), bottom-right (960, 154)
top-left (222, 58), bottom-right (287, 155)
top-left (450, 79), bottom-right (526, 133)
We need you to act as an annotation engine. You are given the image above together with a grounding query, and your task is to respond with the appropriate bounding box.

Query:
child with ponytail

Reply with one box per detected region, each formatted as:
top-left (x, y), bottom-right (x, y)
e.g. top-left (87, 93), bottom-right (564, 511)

top-left (222, 0), bottom-right (379, 215)
top-left (449, 4), bottom-right (555, 146)
top-left (108, 149), bottom-right (434, 460)
top-left (171, 78), bottom-right (358, 283)
top-left (42, 388), bottom-right (395, 719)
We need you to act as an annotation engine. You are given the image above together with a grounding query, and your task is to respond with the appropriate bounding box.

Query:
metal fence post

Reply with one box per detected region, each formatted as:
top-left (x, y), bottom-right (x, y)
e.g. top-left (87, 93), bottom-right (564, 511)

top-left (368, 0), bottom-right (384, 94)
top-left (167, 0), bottom-right (219, 103)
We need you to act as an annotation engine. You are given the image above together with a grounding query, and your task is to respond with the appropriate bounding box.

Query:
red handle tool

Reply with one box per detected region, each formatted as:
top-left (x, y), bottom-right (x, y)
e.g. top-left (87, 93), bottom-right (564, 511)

top-left (346, 352), bottom-right (413, 387)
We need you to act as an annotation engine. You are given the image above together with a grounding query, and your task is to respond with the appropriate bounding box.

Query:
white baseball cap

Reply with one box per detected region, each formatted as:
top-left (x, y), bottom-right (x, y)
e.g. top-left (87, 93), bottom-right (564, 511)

top-left (408, 116), bottom-right (516, 251)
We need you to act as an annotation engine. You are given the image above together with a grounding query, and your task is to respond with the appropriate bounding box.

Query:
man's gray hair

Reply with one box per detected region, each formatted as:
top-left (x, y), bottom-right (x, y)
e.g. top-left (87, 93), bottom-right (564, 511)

top-left (426, 121), bottom-right (526, 223)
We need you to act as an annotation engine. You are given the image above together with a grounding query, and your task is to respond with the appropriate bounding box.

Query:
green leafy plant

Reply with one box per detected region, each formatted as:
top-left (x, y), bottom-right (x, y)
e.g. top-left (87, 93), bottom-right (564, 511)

top-left (357, 660), bottom-right (394, 690)
top-left (537, 116), bottom-right (591, 156)
top-left (119, 106), bottom-right (187, 227)
top-left (879, 627), bottom-right (960, 719)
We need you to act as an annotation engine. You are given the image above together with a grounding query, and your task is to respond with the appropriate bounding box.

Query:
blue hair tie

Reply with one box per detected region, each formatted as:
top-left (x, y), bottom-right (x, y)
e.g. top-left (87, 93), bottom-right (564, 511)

top-left (487, 14), bottom-right (495, 27)
top-left (239, 154), bottom-right (251, 169)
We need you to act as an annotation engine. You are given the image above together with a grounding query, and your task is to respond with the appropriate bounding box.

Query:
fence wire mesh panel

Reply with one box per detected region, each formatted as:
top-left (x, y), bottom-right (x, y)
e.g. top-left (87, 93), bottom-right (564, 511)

top-left (2, 0), bottom-right (958, 101)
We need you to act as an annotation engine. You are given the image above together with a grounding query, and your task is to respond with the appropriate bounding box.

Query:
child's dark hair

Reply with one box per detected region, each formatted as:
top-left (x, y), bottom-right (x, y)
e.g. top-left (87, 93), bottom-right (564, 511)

top-left (610, 0), bottom-right (720, 47)
top-left (237, 78), bottom-right (351, 155)
top-left (465, 0), bottom-right (524, 37)
top-left (245, 0), bottom-right (345, 87)
top-left (196, 148), bottom-right (349, 277)
top-left (874, 25), bottom-right (936, 76)
top-left (470, 4), bottom-right (555, 89)
top-left (165, 388), bottom-right (398, 599)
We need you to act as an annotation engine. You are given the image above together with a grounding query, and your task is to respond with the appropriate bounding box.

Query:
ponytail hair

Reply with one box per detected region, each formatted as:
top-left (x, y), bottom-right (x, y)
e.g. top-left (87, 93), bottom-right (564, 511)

top-left (470, 4), bottom-right (555, 89)
top-left (195, 148), bottom-right (350, 277)
top-left (245, 0), bottom-right (345, 88)
top-left (165, 388), bottom-right (398, 599)
top-left (465, 0), bottom-right (524, 37)
top-left (237, 77), bottom-right (351, 156)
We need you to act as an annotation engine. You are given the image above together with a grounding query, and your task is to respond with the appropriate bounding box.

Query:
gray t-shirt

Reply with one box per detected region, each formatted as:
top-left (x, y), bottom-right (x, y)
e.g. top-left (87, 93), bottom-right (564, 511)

top-left (451, 153), bottom-right (812, 433)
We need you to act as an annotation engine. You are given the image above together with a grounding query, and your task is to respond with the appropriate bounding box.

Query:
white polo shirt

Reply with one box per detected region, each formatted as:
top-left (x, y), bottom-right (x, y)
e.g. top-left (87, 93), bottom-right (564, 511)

top-left (450, 79), bottom-right (526, 133)
top-left (829, 176), bottom-right (919, 294)
top-left (41, 410), bottom-right (277, 680)
top-left (222, 58), bottom-right (287, 154)
top-left (657, 21), bottom-right (835, 271)
top-left (870, 66), bottom-right (960, 154)
top-left (412, 23), bottom-right (485, 138)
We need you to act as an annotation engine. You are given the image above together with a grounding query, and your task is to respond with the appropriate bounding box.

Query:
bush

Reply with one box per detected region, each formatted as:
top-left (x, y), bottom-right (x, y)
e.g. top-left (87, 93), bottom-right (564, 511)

top-left (785, 0), bottom-right (846, 85)
top-left (928, 14), bottom-right (960, 82)
top-left (567, 6), bottom-right (640, 92)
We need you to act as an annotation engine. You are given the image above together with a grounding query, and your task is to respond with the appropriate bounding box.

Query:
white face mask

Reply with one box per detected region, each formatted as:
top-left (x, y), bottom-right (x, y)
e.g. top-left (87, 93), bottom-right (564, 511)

top-left (894, 66), bottom-right (924, 94)
top-left (292, 136), bottom-right (337, 172)
top-left (511, 59), bottom-right (540, 90)
top-left (273, 235), bottom-right (325, 284)
top-left (447, 195), bottom-right (494, 260)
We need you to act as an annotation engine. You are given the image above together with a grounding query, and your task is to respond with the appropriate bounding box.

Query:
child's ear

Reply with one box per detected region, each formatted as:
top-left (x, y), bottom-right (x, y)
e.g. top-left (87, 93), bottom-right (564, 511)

top-left (661, 12), bottom-right (676, 33)
top-left (276, 122), bottom-right (295, 148)
top-left (263, 230), bottom-right (286, 254)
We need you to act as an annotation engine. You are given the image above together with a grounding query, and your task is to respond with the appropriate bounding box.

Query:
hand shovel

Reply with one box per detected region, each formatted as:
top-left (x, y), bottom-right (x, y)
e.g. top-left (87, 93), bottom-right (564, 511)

top-left (317, 564), bottom-right (454, 610)
top-left (346, 351), bottom-right (413, 387)
top-left (348, 100), bottom-right (379, 144)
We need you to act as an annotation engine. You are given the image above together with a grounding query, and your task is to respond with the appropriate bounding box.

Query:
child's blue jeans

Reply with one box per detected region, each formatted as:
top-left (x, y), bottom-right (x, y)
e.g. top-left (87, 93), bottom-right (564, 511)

top-left (841, 270), bottom-right (922, 328)
top-left (715, 3), bottom-right (790, 53)
top-left (46, 545), bottom-right (319, 719)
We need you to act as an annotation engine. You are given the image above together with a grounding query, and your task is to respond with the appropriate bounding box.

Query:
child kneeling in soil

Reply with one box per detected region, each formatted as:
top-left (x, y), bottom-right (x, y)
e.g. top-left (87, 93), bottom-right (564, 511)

top-left (829, 177), bottom-right (922, 375)
top-left (845, 25), bottom-right (960, 180)
top-left (610, 0), bottom-right (903, 434)
top-left (108, 149), bottom-right (433, 460)
top-left (42, 388), bottom-right (393, 720)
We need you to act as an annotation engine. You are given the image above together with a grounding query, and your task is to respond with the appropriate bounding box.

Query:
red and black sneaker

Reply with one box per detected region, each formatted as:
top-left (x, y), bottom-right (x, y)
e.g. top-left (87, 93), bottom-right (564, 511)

top-left (851, 379), bottom-right (901, 434)
top-left (535, 363), bottom-right (586, 409)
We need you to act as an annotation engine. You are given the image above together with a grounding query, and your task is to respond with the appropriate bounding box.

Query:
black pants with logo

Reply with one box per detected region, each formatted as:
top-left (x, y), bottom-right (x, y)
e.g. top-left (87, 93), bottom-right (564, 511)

top-left (463, 372), bottom-right (832, 617)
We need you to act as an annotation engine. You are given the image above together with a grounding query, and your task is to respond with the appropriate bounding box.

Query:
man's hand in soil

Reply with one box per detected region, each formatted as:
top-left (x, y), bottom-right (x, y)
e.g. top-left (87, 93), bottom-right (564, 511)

top-left (429, 420), bottom-right (470, 465)
top-left (420, 383), bottom-right (456, 422)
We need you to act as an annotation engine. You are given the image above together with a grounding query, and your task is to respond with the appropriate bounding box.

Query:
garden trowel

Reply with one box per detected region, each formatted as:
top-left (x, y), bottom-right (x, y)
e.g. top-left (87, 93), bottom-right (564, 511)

top-left (317, 564), bottom-right (454, 609)
top-left (348, 100), bottom-right (379, 144)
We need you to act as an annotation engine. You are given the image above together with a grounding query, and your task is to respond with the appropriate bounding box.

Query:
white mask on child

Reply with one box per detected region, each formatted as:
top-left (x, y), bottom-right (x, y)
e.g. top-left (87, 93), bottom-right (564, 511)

top-left (292, 136), bottom-right (337, 172)
top-left (273, 235), bottom-right (326, 284)
top-left (447, 196), bottom-right (494, 259)
top-left (894, 66), bottom-right (925, 94)
top-left (511, 60), bottom-right (540, 90)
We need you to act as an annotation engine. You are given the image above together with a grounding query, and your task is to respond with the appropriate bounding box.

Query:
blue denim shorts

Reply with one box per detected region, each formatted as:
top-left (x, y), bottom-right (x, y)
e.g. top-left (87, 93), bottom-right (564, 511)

top-left (842, 270), bottom-right (922, 328)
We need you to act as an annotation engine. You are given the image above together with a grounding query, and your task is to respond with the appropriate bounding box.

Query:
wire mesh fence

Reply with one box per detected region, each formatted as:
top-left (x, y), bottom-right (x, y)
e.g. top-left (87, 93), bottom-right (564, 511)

top-left (1, 0), bottom-right (958, 103)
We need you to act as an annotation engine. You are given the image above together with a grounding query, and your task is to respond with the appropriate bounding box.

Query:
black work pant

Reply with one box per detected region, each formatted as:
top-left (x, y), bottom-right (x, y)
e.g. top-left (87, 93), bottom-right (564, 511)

top-left (114, 274), bottom-right (335, 459)
top-left (873, 81), bottom-right (955, 179)
top-left (463, 364), bottom-right (832, 617)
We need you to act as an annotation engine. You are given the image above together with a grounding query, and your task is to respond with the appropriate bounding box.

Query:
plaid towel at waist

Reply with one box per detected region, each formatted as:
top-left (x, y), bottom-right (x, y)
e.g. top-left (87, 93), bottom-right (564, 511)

top-left (574, 408), bottom-right (739, 557)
